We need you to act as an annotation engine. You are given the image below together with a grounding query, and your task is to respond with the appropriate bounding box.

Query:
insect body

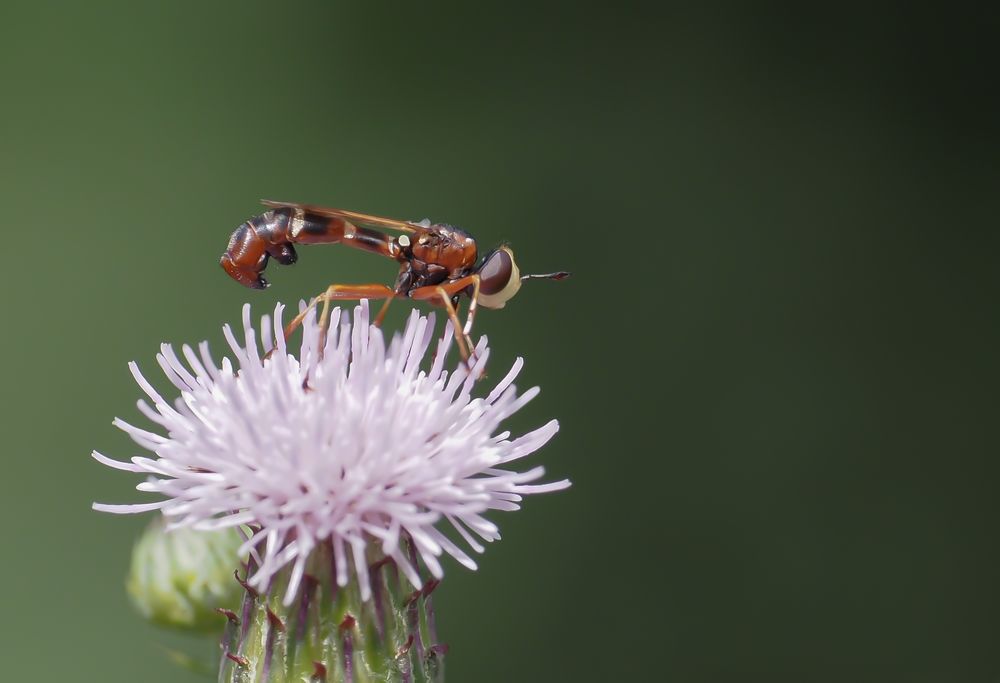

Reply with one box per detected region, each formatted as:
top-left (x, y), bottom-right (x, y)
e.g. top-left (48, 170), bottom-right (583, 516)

top-left (221, 201), bottom-right (568, 360)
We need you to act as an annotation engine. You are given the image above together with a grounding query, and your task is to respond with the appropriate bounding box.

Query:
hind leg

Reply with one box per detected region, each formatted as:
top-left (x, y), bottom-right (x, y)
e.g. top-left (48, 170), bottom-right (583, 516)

top-left (283, 284), bottom-right (397, 340)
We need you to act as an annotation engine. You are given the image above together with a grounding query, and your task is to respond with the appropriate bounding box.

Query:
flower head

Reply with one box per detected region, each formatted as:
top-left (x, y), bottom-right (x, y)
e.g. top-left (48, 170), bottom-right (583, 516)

top-left (94, 302), bottom-right (568, 604)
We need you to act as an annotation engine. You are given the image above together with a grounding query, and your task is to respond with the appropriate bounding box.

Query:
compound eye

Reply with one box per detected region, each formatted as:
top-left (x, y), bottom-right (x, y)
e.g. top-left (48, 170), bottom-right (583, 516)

top-left (480, 249), bottom-right (513, 295)
top-left (477, 247), bottom-right (522, 309)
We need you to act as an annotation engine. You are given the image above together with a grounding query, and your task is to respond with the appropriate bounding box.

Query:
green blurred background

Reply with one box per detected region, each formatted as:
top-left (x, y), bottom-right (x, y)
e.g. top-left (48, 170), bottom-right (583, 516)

top-left (1, 2), bottom-right (997, 680)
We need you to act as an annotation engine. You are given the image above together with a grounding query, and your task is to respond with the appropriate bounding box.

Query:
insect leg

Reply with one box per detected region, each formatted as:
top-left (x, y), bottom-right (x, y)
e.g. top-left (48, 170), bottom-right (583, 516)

top-left (416, 275), bottom-right (482, 338)
top-left (373, 264), bottom-right (412, 327)
top-left (460, 275), bottom-right (481, 337)
top-left (409, 285), bottom-right (474, 364)
top-left (373, 298), bottom-right (394, 327)
top-left (283, 284), bottom-right (397, 340)
top-left (436, 287), bottom-right (473, 364)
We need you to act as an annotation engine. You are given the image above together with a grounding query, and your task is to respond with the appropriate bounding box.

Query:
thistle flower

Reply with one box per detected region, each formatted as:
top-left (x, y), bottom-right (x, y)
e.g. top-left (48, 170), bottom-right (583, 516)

top-left (94, 301), bottom-right (568, 609)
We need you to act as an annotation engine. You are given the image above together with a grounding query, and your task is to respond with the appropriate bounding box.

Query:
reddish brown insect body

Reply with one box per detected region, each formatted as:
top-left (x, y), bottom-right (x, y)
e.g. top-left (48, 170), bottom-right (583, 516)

top-left (221, 200), bottom-right (568, 360)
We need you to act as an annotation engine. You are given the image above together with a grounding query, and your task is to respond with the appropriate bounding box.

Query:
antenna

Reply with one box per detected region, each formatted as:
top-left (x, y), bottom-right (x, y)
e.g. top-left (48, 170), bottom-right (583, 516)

top-left (520, 271), bottom-right (571, 282)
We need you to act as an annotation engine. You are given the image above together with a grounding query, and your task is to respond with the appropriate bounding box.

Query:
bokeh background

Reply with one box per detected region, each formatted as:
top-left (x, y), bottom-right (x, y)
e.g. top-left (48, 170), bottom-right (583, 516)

top-left (1, 2), bottom-right (997, 681)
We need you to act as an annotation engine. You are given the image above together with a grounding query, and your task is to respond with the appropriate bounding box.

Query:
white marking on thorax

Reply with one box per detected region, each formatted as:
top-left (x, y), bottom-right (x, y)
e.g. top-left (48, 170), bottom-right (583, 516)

top-left (289, 208), bottom-right (305, 238)
top-left (398, 234), bottom-right (411, 247)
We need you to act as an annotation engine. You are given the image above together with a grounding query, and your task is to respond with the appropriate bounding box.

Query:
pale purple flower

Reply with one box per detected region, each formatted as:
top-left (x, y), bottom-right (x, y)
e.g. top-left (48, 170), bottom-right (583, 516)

top-left (94, 301), bottom-right (568, 604)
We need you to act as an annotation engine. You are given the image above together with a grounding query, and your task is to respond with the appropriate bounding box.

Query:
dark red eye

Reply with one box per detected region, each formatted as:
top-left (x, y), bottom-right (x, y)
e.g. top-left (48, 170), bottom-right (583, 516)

top-left (479, 249), bottom-right (513, 295)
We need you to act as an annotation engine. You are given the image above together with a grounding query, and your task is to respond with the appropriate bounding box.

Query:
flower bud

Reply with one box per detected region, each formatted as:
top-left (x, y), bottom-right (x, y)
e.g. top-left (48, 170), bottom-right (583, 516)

top-left (126, 516), bottom-right (244, 633)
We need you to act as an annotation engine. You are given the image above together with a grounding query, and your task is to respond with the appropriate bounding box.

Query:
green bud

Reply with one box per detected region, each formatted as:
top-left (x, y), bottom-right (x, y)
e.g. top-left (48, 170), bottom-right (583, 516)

top-left (127, 515), bottom-right (244, 633)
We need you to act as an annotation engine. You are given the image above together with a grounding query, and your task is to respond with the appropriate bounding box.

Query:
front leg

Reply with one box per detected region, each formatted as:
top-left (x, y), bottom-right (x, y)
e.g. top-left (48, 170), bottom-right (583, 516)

top-left (413, 274), bottom-right (482, 334)
top-left (409, 279), bottom-right (480, 365)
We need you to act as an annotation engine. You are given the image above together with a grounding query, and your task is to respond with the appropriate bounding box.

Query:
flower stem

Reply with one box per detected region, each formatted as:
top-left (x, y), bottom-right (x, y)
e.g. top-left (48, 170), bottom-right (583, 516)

top-left (218, 539), bottom-right (446, 682)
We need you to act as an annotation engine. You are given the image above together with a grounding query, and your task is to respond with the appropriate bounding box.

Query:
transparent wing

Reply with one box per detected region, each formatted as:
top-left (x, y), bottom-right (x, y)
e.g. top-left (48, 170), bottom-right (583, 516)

top-left (260, 200), bottom-right (426, 233)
